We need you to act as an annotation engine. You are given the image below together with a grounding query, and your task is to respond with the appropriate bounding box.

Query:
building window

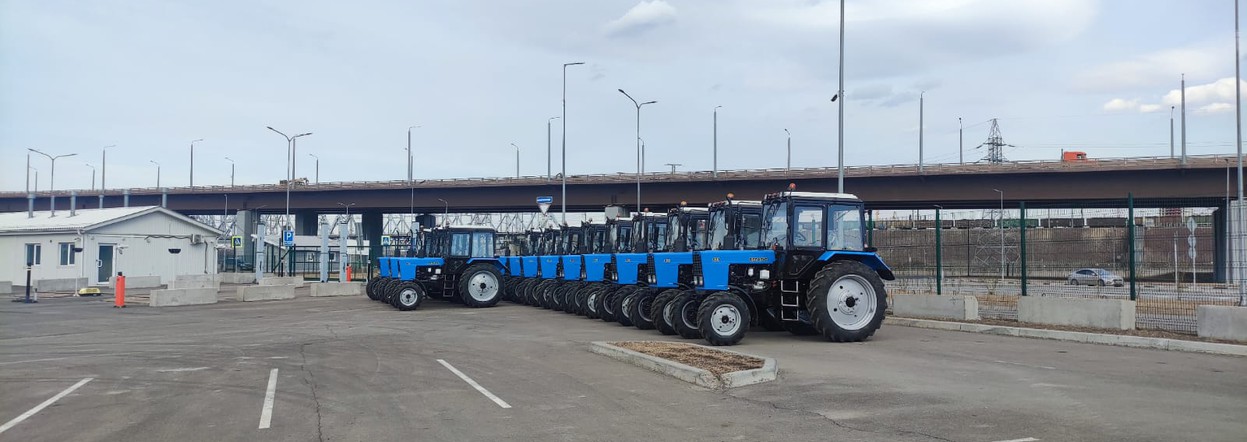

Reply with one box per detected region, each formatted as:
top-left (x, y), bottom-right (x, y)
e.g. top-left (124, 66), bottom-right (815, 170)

top-left (59, 243), bottom-right (76, 266)
top-left (25, 243), bottom-right (42, 266)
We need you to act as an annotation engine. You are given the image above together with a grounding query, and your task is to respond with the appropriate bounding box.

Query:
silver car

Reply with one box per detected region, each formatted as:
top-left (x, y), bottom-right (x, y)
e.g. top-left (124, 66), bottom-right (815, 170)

top-left (1067, 268), bottom-right (1124, 287)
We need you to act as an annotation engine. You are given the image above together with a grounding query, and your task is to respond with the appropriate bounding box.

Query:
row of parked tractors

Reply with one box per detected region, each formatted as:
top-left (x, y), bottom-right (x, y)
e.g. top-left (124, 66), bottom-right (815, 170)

top-left (365, 187), bottom-right (895, 346)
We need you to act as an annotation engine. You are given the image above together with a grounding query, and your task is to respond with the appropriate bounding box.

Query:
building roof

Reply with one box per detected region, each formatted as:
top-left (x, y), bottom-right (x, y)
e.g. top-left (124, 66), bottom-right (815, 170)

top-left (0, 206), bottom-right (222, 235)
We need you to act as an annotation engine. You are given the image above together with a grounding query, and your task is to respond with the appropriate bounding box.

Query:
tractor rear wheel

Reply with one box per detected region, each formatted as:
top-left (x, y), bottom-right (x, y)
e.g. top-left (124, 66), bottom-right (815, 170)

top-left (585, 284), bottom-right (607, 319)
top-left (560, 283), bottom-right (581, 314)
top-left (549, 281), bottom-right (567, 311)
top-left (758, 307), bottom-right (786, 332)
top-left (459, 263), bottom-right (503, 308)
top-left (381, 279), bottom-right (401, 305)
top-left (650, 289), bottom-right (681, 335)
top-left (696, 291), bottom-right (750, 346)
top-left (671, 291), bottom-right (704, 339)
top-left (599, 285), bottom-right (627, 323)
top-left (540, 281), bottom-right (560, 309)
top-left (394, 282), bottom-right (426, 311)
top-left (611, 286), bottom-right (640, 326)
top-left (366, 278), bottom-right (382, 300)
top-left (628, 288), bottom-right (658, 330)
top-left (807, 260), bottom-right (888, 342)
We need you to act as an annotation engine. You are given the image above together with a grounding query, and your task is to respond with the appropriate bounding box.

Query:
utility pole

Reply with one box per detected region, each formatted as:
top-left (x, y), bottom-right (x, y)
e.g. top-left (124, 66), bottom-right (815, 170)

top-left (713, 105), bottom-right (722, 178)
top-left (1235, 0), bottom-right (1245, 305)
top-left (511, 143), bottom-right (520, 178)
top-left (562, 61), bottom-right (584, 225)
top-left (225, 157), bottom-right (235, 187)
top-left (784, 129), bottom-right (792, 171)
top-left (919, 91), bottom-right (924, 174)
top-left (958, 117), bottom-right (963, 165)
top-left (190, 138), bottom-right (203, 188)
top-left (836, 0), bottom-right (846, 193)
top-left (547, 116), bottom-right (559, 180)
top-left (1181, 73), bottom-right (1187, 166)
top-left (101, 145), bottom-right (113, 191)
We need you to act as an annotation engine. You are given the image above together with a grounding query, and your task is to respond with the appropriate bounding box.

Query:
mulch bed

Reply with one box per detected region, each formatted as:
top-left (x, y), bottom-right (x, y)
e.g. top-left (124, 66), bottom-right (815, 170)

top-left (611, 341), bottom-right (763, 375)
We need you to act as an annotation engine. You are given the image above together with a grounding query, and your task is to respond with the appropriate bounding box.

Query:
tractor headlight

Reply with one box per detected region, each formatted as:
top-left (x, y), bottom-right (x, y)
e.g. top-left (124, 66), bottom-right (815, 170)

top-left (759, 269), bottom-right (770, 280)
top-left (747, 268), bottom-right (755, 277)
top-left (434, 268), bottom-right (442, 275)
top-left (648, 274), bottom-right (656, 284)
top-left (693, 276), bottom-right (703, 286)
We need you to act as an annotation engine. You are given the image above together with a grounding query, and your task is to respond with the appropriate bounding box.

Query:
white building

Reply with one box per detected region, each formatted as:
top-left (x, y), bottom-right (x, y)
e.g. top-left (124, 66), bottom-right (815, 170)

top-left (0, 206), bottom-right (222, 288)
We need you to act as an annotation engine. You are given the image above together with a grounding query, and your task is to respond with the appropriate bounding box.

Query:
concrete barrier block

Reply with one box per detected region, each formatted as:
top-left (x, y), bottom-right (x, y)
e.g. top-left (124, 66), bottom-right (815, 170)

top-left (169, 274), bottom-right (220, 290)
top-left (149, 288), bottom-right (218, 307)
top-left (109, 275), bottom-right (162, 289)
top-left (1198, 306), bottom-right (1247, 342)
top-left (891, 294), bottom-right (979, 321)
top-left (237, 284), bottom-right (296, 302)
top-left (33, 278), bottom-right (89, 292)
top-left (0, 281), bottom-right (11, 294)
top-left (218, 273), bottom-right (256, 284)
top-left (310, 282), bottom-right (364, 297)
top-left (259, 276), bottom-right (305, 287)
top-left (1019, 296), bottom-right (1135, 330)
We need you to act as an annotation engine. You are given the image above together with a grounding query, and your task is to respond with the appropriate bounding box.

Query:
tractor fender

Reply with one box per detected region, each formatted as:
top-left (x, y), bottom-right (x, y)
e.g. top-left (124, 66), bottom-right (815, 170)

top-left (815, 251), bottom-right (896, 281)
top-left (466, 258), bottom-right (505, 273)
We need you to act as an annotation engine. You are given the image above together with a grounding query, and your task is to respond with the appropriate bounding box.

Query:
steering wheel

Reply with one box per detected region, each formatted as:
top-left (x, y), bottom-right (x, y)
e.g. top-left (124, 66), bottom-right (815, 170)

top-left (794, 231), bottom-right (808, 244)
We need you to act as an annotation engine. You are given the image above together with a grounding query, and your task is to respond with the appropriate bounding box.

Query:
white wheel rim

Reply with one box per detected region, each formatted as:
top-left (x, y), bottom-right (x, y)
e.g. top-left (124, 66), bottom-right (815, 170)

top-left (710, 304), bottom-right (742, 336)
top-left (621, 294), bottom-right (633, 315)
top-left (827, 275), bottom-right (877, 331)
top-left (603, 291), bottom-right (616, 314)
top-left (587, 291), bottom-right (599, 313)
top-left (637, 295), bottom-right (653, 322)
top-left (467, 271), bottom-right (499, 302)
top-left (399, 288), bottom-right (419, 306)
top-left (680, 299), bottom-right (698, 329)
top-left (663, 300), bottom-right (676, 327)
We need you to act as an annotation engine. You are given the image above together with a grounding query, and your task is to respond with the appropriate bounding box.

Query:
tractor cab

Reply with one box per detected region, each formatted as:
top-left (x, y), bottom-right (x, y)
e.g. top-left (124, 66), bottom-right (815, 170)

top-left (559, 224), bottom-right (586, 281)
top-left (536, 227), bottom-right (562, 280)
top-left (666, 206), bottom-right (710, 253)
top-left (760, 191), bottom-right (891, 280)
top-left (707, 199), bottom-right (764, 251)
top-left (582, 221), bottom-right (614, 283)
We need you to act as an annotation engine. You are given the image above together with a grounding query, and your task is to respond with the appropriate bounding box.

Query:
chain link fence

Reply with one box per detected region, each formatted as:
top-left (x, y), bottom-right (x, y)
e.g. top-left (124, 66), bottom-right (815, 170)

top-left (872, 196), bottom-right (1245, 334)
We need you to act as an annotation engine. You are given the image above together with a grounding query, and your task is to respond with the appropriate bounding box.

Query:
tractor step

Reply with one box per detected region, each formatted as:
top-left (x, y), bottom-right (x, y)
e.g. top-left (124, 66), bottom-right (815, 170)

top-left (779, 280), bottom-right (801, 293)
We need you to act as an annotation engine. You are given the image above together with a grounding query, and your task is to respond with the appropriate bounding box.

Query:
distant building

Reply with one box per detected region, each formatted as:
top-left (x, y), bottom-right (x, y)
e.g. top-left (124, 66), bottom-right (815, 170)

top-left (0, 206), bottom-right (222, 288)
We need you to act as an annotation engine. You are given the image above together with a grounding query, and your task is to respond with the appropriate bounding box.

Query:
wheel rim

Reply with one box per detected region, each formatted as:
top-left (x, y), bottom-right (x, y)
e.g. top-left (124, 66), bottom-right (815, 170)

top-left (587, 291), bottom-right (599, 313)
top-left (680, 299), bottom-right (698, 329)
top-left (621, 294), bottom-right (633, 315)
top-left (710, 304), bottom-right (742, 336)
top-left (603, 292), bottom-right (616, 315)
top-left (637, 295), bottom-right (653, 322)
top-left (467, 271), bottom-right (499, 302)
top-left (827, 275), bottom-right (877, 331)
top-left (662, 301), bottom-right (677, 327)
top-left (399, 288), bottom-right (420, 307)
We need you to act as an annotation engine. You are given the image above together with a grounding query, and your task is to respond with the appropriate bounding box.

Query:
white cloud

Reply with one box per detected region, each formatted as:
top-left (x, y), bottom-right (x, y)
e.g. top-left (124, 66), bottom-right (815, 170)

top-left (1103, 98), bottom-right (1140, 112)
top-left (1199, 102), bottom-right (1235, 114)
top-left (603, 0), bottom-right (677, 37)
top-left (1076, 42), bottom-right (1231, 92)
top-left (1104, 77), bottom-right (1246, 115)
top-left (1138, 104), bottom-right (1163, 113)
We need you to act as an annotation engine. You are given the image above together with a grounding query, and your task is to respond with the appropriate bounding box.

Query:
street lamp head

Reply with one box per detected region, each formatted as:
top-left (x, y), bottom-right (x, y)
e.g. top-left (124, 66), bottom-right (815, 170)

top-left (408, 125), bottom-right (420, 131)
top-left (784, 128), bottom-right (790, 136)
top-left (104, 145), bottom-right (115, 149)
top-left (225, 156), bottom-right (234, 163)
top-left (642, 100), bottom-right (657, 106)
top-left (192, 138), bottom-right (204, 143)
top-left (308, 153), bottom-right (318, 159)
top-left (550, 116), bottom-right (560, 121)
top-left (150, 160), bottom-right (160, 166)
top-left (830, 94), bottom-right (839, 102)
top-left (294, 132), bottom-right (312, 138)
top-left (565, 62), bottom-right (585, 67)
top-left (715, 105), bottom-right (723, 111)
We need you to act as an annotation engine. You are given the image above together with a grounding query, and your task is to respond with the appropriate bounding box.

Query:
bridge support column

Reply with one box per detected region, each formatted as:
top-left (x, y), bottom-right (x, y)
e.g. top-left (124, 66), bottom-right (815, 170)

top-left (360, 211), bottom-right (384, 262)
top-left (236, 210), bottom-right (258, 271)
top-left (295, 211), bottom-right (319, 236)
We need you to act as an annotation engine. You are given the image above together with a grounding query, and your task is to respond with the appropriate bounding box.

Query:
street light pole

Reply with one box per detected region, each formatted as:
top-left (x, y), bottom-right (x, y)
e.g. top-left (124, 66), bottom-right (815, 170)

top-left (511, 143), bottom-right (520, 178)
top-left (1235, 0), bottom-right (1245, 305)
top-left (86, 164), bottom-right (96, 190)
top-left (562, 61), bottom-right (584, 224)
top-left (1170, 106), bottom-right (1175, 159)
top-left (31, 167), bottom-right (37, 193)
top-left (101, 145), bottom-right (114, 191)
top-left (1181, 73), bottom-right (1187, 166)
top-left (713, 105), bottom-right (722, 178)
top-left (994, 188), bottom-right (1005, 280)
top-left (190, 138), bottom-right (203, 188)
top-left (919, 91), bottom-right (924, 174)
top-left (619, 89), bottom-right (656, 213)
top-left (547, 116), bottom-right (559, 180)
top-left (150, 160), bottom-right (161, 188)
top-left (836, 0), bottom-right (846, 193)
top-left (29, 149), bottom-right (77, 215)
top-left (958, 118), bottom-right (963, 165)
top-left (784, 129), bottom-right (791, 171)
top-left (25, 151), bottom-right (29, 194)
top-left (267, 126), bottom-right (312, 243)
top-left (225, 157), bottom-right (235, 186)
top-left (407, 125), bottom-right (419, 182)
top-left (308, 153), bottom-right (319, 184)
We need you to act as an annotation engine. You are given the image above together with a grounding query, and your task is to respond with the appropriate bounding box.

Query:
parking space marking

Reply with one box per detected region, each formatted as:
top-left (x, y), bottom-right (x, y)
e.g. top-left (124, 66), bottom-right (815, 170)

top-left (992, 438), bottom-right (1039, 442)
top-left (0, 377), bottom-right (93, 434)
top-left (994, 360), bottom-right (1056, 370)
top-left (436, 359), bottom-right (512, 409)
top-left (0, 357), bottom-right (74, 366)
top-left (258, 368), bottom-right (278, 429)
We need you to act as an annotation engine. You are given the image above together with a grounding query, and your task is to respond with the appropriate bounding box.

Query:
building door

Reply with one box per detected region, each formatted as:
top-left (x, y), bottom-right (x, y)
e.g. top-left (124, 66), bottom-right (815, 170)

top-left (97, 244), bottom-right (115, 284)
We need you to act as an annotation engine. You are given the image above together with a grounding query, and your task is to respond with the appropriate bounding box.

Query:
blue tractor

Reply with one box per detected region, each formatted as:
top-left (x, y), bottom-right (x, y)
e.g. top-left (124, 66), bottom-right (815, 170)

top-left (614, 205), bottom-right (709, 330)
top-left (670, 189), bottom-right (894, 346)
top-left (377, 225), bottom-right (506, 311)
top-left (595, 212), bottom-right (666, 325)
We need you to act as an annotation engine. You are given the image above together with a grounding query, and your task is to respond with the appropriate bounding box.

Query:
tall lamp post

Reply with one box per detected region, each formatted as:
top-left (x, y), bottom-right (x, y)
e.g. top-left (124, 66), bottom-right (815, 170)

top-left (30, 167), bottom-right (38, 193)
top-left (784, 128), bottom-right (792, 171)
top-left (619, 89), bottom-right (656, 212)
top-left (1234, 0), bottom-right (1245, 305)
top-left (101, 145), bottom-right (114, 191)
top-left (958, 118), bottom-right (964, 165)
top-left (406, 125), bottom-right (419, 182)
top-left (918, 92), bottom-right (924, 174)
top-left (267, 126), bottom-right (312, 275)
top-left (993, 188), bottom-right (1005, 280)
top-left (547, 116), bottom-right (559, 180)
top-left (511, 143), bottom-right (521, 178)
top-left (713, 105), bottom-right (722, 178)
top-left (150, 160), bottom-right (161, 188)
top-left (562, 61), bottom-right (584, 224)
top-left (308, 153), bottom-right (319, 184)
top-left (224, 157), bottom-right (235, 186)
top-left (86, 164), bottom-right (96, 190)
top-left (836, 0), bottom-right (846, 192)
top-left (29, 148), bottom-right (77, 215)
top-left (190, 138), bottom-right (204, 188)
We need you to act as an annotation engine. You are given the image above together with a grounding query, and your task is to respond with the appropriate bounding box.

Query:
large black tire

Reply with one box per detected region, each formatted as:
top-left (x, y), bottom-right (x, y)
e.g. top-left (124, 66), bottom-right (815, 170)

top-left (599, 285), bottom-right (629, 323)
top-left (381, 279), bottom-right (401, 304)
top-left (807, 260), bottom-right (888, 342)
top-left (584, 285), bottom-right (605, 319)
top-left (540, 281), bottom-right (560, 309)
top-left (696, 291), bottom-right (750, 346)
top-left (550, 281), bottom-right (568, 312)
top-left (628, 288), bottom-right (658, 330)
top-left (526, 280), bottom-right (546, 306)
top-left (394, 282), bottom-right (426, 311)
top-left (616, 288), bottom-right (640, 327)
top-left (559, 283), bottom-right (581, 314)
top-left (516, 279), bottom-right (535, 305)
top-left (567, 283), bottom-right (587, 315)
top-left (366, 278), bottom-right (382, 300)
top-left (650, 289), bottom-right (681, 336)
top-left (459, 263), bottom-right (503, 308)
top-left (671, 290), bottom-right (704, 339)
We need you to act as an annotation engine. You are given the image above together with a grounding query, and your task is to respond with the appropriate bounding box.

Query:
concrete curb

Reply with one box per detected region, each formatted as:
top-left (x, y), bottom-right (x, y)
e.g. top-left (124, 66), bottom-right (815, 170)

top-left (589, 341), bottom-right (777, 389)
top-left (887, 317), bottom-right (1247, 357)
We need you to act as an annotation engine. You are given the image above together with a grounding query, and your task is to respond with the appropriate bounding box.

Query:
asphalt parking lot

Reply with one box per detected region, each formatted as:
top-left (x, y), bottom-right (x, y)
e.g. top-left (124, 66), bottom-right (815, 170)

top-left (1, 293), bottom-right (1245, 442)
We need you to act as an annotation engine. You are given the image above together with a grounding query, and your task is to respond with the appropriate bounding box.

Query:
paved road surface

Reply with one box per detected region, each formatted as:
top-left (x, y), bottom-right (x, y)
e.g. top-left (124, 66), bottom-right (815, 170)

top-left (1, 294), bottom-right (1244, 441)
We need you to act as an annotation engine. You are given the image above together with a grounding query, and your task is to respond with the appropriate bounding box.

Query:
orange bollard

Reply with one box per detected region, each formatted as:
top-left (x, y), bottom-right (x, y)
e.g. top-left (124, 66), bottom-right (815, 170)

top-left (114, 272), bottom-right (126, 308)
top-left (345, 265), bottom-right (353, 282)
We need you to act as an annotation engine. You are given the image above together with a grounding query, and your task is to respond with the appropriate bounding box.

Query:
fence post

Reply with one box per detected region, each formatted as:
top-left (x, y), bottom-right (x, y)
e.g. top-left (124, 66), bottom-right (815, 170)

top-left (1020, 201), bottom-right (1028, 296)
top-left (866, 210), bottom-right (874, 246)
top-left (1128, 193), bottom-right (1137, 301)
top-left (935, 207), bottom-right (942, 295)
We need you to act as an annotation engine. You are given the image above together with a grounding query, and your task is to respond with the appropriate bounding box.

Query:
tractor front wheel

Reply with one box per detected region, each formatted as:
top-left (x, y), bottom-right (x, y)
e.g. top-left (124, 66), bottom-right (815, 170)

top-left (697, 292), bottom-right (750, 346)
top-left (807, 260), bottom-right (888, 342)
top-left (613, 286), bottom-right (640, 326)
top-left (651, 289), bottom-right (682, 335)
top-left (628, 288), bottom-right (658, 330)
top-left (394, 282), bottom-right (426, 311)
top-left (671, 291), bottom-right (704, 340)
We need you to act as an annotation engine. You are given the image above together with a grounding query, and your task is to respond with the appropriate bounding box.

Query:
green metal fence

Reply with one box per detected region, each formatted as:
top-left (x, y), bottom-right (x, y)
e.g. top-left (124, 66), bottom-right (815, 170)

top-left (871, 195), bottom-right (1244, 334)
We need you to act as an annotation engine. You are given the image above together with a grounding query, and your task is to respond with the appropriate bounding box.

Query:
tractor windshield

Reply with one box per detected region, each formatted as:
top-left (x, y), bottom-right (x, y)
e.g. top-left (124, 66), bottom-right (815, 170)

top-left (763, 201), bottom-right (788, 249)
top-left (741, 212), bottom-right (763, 249)
top-left (471, 231), bottom-right (494, 258)
top-left (688, 215), bottom-right (708, 251)
top-left (827, 204), bottom-right (865, 251)
top-left (708, 210), bottom-right (728, 250)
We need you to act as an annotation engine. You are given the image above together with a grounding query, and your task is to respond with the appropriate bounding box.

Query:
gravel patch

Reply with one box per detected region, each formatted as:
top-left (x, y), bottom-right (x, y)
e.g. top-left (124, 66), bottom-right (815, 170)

top-left (611, 341), bottom-right (763, 376)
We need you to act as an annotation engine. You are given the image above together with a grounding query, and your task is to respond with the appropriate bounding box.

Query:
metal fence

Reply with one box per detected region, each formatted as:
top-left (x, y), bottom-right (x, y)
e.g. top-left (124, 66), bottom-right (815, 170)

top-left (872, 195), bottom-right (1244, 334)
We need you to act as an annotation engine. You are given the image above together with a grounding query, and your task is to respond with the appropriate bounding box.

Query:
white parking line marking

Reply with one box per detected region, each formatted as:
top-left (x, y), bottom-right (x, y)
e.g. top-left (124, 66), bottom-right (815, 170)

top-left (437, 359), bottom-right (512, 409)
top-left (0, 357), bottom-right (74, 366)
top-left (157, 367), bottom-right (210, 373)
top-left (258, 368), bottom-right (278, 429)
top-left (992, 438), bottom-right (1039, 442)
top-left (0, 377), bottom-right (93, 434)
top-left (994, 360), bottom-right (1056, 370)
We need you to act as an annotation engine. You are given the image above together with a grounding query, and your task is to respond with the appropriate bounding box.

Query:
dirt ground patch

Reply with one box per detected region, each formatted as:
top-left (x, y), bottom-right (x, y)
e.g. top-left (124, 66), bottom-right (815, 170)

top-left (612, 341), bottom-right (763, 376)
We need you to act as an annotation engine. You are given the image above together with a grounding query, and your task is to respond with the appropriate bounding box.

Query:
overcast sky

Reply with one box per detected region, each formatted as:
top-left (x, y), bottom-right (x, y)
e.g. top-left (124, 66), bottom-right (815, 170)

top-left (2, 0), bottom-right (1244, 192)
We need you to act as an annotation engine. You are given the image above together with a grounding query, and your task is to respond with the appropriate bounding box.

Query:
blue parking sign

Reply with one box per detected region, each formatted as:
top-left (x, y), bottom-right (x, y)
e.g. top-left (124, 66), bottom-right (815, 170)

top-left (283, 230), bottom-right (294, 246)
